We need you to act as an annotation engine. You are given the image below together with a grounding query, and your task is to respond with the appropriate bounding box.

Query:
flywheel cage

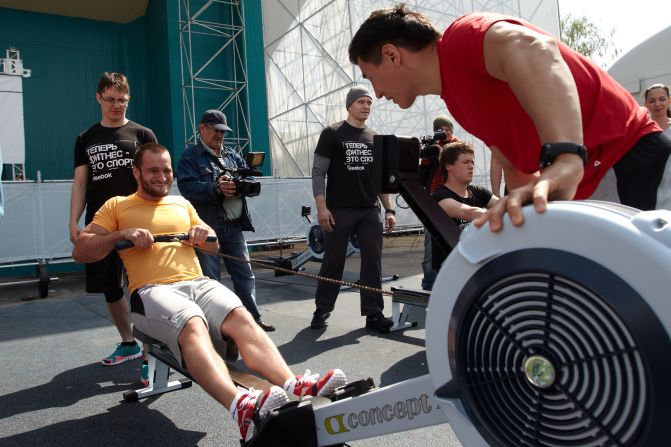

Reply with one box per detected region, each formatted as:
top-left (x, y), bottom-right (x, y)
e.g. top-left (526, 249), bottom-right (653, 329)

top-left (449, 249), bottom-right (663, 447)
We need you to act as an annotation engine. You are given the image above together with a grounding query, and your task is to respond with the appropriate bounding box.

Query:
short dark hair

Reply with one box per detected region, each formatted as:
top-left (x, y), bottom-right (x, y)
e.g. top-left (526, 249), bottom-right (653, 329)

top-left (133, 143), bottom-right (168, 168)
top-left (348, 4), bottom-right (441, 65)
top-left (439, 141), bottom-right (474, 178)
top-left (97, 72), bottom-right (130, 96)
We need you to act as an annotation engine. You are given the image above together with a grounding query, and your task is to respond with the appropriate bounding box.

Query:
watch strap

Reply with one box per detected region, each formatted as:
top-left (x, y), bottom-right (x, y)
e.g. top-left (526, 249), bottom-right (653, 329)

top-left (540, 143), bottom-right (588, 169)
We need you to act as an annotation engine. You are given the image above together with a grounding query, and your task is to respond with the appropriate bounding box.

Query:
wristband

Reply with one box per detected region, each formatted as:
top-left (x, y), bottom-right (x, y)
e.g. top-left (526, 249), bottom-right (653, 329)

top-left (385, 209), bottom-right (396, 215)
top-left (539, 143), bottom-right (587, 169)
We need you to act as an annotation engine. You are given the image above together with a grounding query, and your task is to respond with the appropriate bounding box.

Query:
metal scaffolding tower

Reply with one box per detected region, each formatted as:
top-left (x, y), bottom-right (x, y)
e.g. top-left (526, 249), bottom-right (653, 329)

top-left (178, 0), bottom-right (250, 152)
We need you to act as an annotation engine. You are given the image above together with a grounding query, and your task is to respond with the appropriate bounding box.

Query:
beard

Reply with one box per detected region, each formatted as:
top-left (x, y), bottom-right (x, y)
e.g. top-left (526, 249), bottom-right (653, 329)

top-left (139, 175), bottom-right (171, 198)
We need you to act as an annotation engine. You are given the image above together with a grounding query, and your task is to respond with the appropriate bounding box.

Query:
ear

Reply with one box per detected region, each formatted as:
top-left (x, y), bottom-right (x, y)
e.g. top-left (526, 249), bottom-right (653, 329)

top-left (96, 93), bottom-right (102, 104)
top-left (380, 44), bottom-right (401, 65)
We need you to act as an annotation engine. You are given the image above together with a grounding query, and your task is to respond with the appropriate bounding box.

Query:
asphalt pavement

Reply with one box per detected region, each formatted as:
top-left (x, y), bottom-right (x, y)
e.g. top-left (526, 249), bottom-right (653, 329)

top-left (0, 234), bottom-right (462, 447)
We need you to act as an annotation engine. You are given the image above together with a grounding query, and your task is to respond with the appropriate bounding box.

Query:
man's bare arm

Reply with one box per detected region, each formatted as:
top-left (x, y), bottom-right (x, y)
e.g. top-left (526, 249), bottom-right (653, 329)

top-left (312, 154), bottom-right (335, 232)
top-left (490, 155), bottom-right (503, 197)
top-left (490, 146), bottom-right (537, 191)
top-left (484, 21), bottom-right (582, 145)
top-left (378, 193), bottom-right (396, 232)
top-left (69, 165), bottom-right (88, 243)
top-left (438, 198), bottom-right (488, 221)
top-left (72, 223), bottom-right (131, 263)
top-left (190, 221), bottom-right (219, 251)
top-left (477, 23), bottom-right (585, 231)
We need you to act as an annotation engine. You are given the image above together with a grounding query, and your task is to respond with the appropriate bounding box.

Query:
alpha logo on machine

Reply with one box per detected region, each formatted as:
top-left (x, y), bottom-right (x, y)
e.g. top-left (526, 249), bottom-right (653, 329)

top-left (323, 394), bottom-right (433, 435)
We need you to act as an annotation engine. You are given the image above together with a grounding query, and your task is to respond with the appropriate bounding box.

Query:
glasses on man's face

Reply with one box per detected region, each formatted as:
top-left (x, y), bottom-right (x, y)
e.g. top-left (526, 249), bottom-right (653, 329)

top-left (101, 96), bottom-right (129, 106)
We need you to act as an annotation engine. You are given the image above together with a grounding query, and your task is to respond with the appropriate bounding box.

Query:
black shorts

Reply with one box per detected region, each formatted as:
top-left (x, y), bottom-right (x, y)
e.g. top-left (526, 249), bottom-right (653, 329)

top-left (613, 131), bottom-right (671, 210)
top-left (85, 250), bottom-right (124, 295)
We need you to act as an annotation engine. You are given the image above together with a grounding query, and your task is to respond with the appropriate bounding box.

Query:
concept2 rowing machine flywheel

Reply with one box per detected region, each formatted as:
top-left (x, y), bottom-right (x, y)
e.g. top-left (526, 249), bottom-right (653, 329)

top-left (426, 201), bottom-right (671, 446)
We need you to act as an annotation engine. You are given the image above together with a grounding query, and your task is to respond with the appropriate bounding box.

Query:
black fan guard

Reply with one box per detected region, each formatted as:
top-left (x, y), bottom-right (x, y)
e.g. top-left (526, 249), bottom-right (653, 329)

top-left (307, 225), bottom-right (325, 255)
top-left (440, 248), bottom-right (671, 447)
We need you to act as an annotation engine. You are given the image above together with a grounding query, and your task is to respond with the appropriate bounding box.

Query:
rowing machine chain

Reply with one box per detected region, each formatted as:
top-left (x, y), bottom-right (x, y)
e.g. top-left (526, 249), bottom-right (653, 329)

top-left (180, 241), bottom-right (394, 297)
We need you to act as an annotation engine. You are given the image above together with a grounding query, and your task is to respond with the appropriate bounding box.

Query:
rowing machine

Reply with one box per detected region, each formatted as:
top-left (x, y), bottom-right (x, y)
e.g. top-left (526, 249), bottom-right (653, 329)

top-left (245, 135), bottom-right (671, 446)
top-left (249, 201), bottom-right (671, 446)
top-left (114, 234), bottom-right (262, 401)
top-left (269, 205), bottom-right (399, 287)
top-left (388, 286), bottom-right (429, 332)
top-left (123, 327), bottom-right (242, 402)
top-left (270, 206), bottom-right (360, 276)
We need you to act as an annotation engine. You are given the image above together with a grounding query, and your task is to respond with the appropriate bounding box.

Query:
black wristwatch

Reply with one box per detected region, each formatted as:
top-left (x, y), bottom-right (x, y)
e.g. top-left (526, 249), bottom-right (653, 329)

top-left (539, 143), bottom-right (588, 169)
top-left (385, 209), bottom-right (396, 215)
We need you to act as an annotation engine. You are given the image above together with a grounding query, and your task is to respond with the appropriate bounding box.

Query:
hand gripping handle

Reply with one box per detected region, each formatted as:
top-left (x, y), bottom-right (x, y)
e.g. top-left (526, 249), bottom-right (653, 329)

top-left (115, 234), bottom-right (217, 250)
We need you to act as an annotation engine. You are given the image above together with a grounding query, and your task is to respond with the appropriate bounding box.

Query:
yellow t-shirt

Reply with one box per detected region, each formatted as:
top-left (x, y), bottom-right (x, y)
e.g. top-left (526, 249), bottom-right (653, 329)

top-left (92, 193), bottom-right (204, 293)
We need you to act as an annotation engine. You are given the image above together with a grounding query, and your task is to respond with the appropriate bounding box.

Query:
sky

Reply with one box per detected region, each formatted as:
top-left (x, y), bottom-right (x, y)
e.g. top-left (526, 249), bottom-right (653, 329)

top-left (558, 0), bottom-right (670, 63)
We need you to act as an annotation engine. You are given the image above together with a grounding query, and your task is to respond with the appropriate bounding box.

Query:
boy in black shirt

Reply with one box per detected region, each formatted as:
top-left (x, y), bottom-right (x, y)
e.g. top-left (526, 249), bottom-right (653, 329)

top-left (431, 141), bottom-right (499, 269)
top-left (69, 73), bottom-right (157, 379)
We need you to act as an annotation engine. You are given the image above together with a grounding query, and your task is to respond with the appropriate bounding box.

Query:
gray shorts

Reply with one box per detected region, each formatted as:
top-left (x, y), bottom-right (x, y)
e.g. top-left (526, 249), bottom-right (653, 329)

top-left (130, 277), bottom-right (243, 367)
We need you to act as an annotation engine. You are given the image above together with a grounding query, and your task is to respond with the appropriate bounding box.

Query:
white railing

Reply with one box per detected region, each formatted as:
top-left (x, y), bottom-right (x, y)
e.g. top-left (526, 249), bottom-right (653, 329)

top-left (0, 177), bottom-right (421, 266)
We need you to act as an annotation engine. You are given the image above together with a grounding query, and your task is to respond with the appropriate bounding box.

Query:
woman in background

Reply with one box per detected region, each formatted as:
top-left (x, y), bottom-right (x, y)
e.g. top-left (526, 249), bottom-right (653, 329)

top-left (643, 84), bottom-right (671, 137)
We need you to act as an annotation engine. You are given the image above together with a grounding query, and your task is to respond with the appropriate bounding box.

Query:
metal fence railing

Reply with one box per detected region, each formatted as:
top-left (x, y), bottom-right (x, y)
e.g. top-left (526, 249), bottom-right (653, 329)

top-left (0, 176), bottom-right (422, 268)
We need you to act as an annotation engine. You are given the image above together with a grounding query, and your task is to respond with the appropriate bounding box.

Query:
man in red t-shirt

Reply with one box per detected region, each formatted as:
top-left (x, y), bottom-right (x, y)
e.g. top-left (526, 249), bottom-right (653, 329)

top-left (348, 5), bottom-right (671, 231)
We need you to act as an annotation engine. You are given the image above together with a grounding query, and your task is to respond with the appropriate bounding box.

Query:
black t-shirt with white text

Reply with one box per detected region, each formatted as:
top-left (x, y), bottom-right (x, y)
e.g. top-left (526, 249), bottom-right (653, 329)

top-left (314, 120), bottom-right (377, 209)
top-left (430, 184), bottom-right (493, 269)
top-left (74, 121), bottom-right (157, 222)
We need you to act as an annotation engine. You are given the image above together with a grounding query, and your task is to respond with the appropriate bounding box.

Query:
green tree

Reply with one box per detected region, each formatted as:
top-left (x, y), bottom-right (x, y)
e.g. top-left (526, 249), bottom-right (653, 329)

top-left (560, 13), bottom-right (620, 68)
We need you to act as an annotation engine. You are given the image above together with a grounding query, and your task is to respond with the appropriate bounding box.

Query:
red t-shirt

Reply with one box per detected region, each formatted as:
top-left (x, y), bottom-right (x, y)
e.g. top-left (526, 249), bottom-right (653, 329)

top-left (438, 13), bottom-right (658, 199)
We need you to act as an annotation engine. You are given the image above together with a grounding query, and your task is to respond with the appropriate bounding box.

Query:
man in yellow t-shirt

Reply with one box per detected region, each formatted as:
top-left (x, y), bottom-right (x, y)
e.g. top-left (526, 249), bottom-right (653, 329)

top-left (72, 143), bottom-right (346, 442)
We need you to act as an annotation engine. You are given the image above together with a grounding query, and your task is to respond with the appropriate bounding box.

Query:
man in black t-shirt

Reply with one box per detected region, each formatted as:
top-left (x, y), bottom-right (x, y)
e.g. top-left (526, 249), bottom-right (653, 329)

top-left (431, 141), bottom-right (499, 269)
top-left (69, 72), bottom-right (157, 378)
top-left (310, 86), bottom-right (396, 331)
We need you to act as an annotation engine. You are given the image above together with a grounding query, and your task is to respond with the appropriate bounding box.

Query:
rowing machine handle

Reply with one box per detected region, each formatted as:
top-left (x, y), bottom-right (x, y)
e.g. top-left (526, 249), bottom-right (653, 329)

top-left (115, 234), bottom-right (217, 250)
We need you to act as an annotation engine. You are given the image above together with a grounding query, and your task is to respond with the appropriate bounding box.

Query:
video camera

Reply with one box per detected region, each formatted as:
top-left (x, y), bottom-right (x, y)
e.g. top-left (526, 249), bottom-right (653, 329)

top-left (372, 134), bottom-right (460, 253)
top-left (418, 129), bottom-right (447, 160)
top-left (216, 152), bottom-right (265, 197)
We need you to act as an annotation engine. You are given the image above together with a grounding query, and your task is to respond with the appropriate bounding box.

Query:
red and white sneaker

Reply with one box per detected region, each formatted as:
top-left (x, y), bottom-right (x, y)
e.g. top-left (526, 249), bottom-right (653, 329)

top-left (286, 369), bottom-right (347, 398)
top-left (233, 386), bottom-right (290, 442)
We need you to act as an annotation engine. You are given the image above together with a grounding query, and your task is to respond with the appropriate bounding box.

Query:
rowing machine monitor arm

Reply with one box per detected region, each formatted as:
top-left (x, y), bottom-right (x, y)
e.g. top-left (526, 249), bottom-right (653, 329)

top-left (371, 135), bottom-right (460, 255)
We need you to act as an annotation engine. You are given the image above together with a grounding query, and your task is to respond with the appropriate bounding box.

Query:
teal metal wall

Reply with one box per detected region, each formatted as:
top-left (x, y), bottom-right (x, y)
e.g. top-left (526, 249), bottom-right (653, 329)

top-left (0, 8), bottom-right (126, 180)
top-left (0, 1), bottom-right (269, 179)
top-left (0, 2), bottom-right (271, 275)
top-left (0, 6), bottom-right (169, 179)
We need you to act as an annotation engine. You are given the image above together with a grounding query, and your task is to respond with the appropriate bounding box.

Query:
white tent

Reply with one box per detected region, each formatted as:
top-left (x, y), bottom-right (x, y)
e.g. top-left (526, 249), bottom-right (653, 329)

top-left (262, 0), bottom-right (561, 185)
top-left (608, 25), bottom-right (671, 103)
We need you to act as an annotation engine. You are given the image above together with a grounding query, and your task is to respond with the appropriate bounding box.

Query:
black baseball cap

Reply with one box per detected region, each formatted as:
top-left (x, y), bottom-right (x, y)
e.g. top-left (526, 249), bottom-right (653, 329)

top-left (200, 109), bottom-right (232, 132)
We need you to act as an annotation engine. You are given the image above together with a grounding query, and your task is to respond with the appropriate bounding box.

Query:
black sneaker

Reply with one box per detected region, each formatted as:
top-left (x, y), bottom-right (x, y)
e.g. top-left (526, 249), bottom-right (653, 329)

top-left (310, 310), bottom-right (331, 329)
top-left (365, 312), bottom-right (394, 331)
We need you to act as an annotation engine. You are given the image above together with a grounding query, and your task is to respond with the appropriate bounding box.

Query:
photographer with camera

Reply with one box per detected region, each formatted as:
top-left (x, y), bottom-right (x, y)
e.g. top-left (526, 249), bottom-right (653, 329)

top-left (418, 115), bottom-right (457, 290)
top-left (177, 110), bottom-right (275, 332)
